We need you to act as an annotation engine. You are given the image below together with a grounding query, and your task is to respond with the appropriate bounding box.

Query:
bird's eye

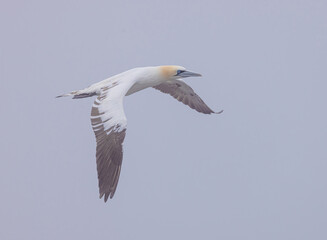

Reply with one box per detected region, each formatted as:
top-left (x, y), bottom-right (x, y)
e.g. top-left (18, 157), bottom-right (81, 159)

top-left (176, 70), bottom-right (185, 76)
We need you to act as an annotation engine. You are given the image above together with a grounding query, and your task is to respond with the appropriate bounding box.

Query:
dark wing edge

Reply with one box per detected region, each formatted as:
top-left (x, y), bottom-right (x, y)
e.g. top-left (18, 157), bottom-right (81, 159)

top-left (91, 98), bottom-right (127, 202)
top-left (153, 80), bottom-right (223, 114)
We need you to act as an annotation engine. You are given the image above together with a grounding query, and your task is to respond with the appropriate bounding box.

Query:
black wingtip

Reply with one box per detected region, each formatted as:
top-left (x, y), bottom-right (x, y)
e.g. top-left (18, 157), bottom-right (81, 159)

top-left (104, 193), bottom-right (109, 202)
top-left (214, 110), bottom-right (224, 114)
top-left (99, 192), bottom-right (107, 203)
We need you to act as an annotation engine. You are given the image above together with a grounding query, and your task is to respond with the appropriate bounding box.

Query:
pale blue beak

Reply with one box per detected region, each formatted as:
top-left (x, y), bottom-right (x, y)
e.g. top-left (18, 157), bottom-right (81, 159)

top-left (179, 70), bottom-right (202, 78)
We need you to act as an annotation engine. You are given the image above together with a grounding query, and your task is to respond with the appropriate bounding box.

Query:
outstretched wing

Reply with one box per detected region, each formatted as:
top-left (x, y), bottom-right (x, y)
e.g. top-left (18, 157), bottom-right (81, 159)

top-left (153, 79), bottom-right (222, 114)
top-left (90, 81), bottom-right (134, 202)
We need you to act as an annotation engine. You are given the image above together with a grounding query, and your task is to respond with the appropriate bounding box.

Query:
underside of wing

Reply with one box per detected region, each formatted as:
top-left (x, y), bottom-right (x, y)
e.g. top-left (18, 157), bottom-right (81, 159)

top-left (153, 79), bottom-right (222, 114)
top-left (90, 81), bottom-right (133, 202)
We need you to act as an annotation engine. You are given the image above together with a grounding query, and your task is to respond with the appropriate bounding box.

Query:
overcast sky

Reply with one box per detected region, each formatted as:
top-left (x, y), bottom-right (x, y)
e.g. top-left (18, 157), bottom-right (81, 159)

top-left (1, 1), bottom-right (327, 239)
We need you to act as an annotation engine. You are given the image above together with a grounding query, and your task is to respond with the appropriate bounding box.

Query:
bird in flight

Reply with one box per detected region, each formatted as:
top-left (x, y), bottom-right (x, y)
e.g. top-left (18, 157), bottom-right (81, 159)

top-left (57, 65), bottom-right (223, 202)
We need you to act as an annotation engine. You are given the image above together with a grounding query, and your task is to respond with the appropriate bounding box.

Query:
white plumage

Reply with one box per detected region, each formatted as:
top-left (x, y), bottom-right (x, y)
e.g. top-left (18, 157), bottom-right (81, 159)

top-left (57, 65), bottom-right (222, 202)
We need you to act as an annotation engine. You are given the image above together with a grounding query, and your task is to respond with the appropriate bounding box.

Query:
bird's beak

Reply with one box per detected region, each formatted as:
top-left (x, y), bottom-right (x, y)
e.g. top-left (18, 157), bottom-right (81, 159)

top-left (179, 70), bottom-right (202, 78)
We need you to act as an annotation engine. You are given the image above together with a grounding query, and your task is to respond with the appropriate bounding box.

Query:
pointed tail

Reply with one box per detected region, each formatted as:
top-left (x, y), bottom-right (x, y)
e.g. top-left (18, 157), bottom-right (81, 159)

top-left (56, 90), bottom-right (78, 98)
top-left (56, 90), bottom-right (96, 99)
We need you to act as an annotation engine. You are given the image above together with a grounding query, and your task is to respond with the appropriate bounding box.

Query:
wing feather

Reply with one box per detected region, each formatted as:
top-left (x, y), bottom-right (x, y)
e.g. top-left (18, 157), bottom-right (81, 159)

top-left (90, 81), bottom-right (134, 202)
top-left (153, 79), bottom-right (222, 114)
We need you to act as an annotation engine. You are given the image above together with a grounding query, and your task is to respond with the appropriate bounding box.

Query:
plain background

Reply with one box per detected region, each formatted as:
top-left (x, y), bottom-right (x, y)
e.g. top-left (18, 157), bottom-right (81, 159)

top-left (1, 0), bottom-right (327, 239)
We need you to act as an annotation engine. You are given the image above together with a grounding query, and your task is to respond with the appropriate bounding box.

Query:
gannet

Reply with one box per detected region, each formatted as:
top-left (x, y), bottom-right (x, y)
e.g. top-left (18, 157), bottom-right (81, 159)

top-left (57, 65), bottom-right (223, 202)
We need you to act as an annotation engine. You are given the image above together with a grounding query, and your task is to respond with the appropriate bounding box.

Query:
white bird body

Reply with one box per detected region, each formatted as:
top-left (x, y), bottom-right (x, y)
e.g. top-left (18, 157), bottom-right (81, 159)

top-left (74, 66), bottom-right (177, 97)
top-left (57, 65), bottom-right (222, 202)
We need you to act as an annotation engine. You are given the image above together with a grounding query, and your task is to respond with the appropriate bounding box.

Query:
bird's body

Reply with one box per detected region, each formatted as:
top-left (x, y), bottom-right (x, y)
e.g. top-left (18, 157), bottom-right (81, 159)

top-left (57, 65), bottom-right (222, 202)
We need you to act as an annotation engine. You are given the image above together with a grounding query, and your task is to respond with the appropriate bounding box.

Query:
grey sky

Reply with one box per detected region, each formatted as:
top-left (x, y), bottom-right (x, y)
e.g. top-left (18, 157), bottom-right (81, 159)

top-left (1, 0), bottom-right (327, 239)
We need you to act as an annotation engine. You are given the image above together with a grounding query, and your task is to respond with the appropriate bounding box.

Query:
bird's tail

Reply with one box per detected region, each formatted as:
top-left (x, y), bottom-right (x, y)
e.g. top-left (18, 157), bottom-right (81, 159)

top-left (56, 90), bottom-right (96, 99)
